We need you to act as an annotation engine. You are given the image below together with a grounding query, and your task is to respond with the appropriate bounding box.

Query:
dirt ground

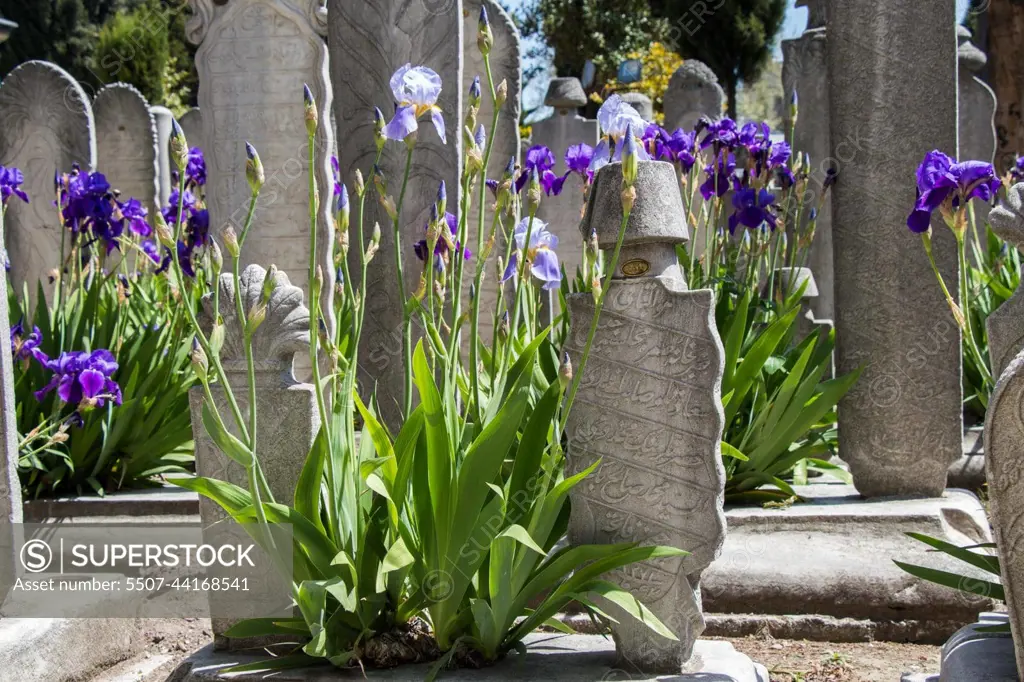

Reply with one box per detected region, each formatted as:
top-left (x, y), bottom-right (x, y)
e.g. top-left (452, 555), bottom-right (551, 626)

top-left (89, 620), bottom-right (941, 681)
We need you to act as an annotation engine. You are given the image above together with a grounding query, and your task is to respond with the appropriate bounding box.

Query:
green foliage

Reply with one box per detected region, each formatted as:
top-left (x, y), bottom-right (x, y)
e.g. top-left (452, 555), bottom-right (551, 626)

top-left (649, 0), bottom-right (787, 117)
top-left (93, 0), bottom-right (170, 105)
top-left (11, 269), bottom-right (195, 498)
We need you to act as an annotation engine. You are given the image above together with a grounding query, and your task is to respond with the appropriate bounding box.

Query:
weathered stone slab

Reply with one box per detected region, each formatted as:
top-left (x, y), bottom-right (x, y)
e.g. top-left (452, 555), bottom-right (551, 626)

top-left (178, 106), bottom-right (204, 152)
top-left (619, 91), bottom-right (653, 121)
top-left (94, 83), bottom-right (160, 219)
top-left (188, 264), bottom-right (318, 645)
top-left (781, 12), bottom-right (833, 320)
top-left (704, 482), bottom-right (995, 625)
top-left (0, 61), bottom-right (96, 300)
top-left (171, 635), bottom-right (768, 681)
top-left (329, 0), bottom-right (462, 428)
top-left (150, 105), bottom-right (173, 206)
top-left (566, 161), bottom-right (726, 673)
top-left (0, 248), bottom-right (22, 597)
top-left (983, 347), bottom-right (1024, 678)
top-left (824, 0), bottom-right (961, 498)
top-left (664, 61), bottom-right (724, 132)
top-left (984, 183), bottom-right (1024, 377)
top-left (188, 0), bottom-right (335, 324)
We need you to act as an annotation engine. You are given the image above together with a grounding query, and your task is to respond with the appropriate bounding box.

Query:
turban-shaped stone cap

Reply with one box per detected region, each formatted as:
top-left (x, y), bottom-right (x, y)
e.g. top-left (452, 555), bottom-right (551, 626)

top-left (580, 161), bottom-right (689, 249)
top-left (545, 77), bottom-right (588, 109)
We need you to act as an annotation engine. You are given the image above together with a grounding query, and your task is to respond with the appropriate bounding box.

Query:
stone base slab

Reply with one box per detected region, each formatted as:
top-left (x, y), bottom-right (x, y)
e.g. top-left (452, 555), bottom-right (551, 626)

top-left (703, 483), bottom-right (995, 626)
top-left (0, 617), bottom-right (138, 682)
top-left (169, 635), bottom-right (768, 681)
top-left (23, 481), bottom-right (199, 524)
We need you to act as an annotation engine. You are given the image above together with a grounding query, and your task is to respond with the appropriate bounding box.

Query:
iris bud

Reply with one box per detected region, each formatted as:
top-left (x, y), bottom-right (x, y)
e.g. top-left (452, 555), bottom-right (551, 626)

top-left (223, 225), bottom-right (240, 259)
top-left (380, 194), bottom-right (398, 221)
top-left (526, 168), bottom-right (543, 213)
top-left (559, 352), bottom-right (573, 389)
top-left (436, 180), bottom-right (447, 217)
top-left (373, 165), bottom-right (387, 197)
top-left (245, 142), bottom-right (265, 194)
top-left (622, 124), bottom-right (639, 189)
top-left (210, 239), bottom-right (223, 273)
top-left (374, 107), bottom-right (387, 152)
top-left (303, 84), bottom-right (318, 137)
top-left (191, 340), bottom-right (208, 382)
top-left (170, 119), bottom-right (188, 172)
top-left (354, 169), bottom-right (365, 197)
top-left (478, 6), bottom-right (493, 56)
top-left (336, 183), bottom-right (350, 233)
top-left (469, 76), bottom-right (482, 108)
top-left (789, 89), bottom-right (798, 126)
top-left (209, 321), bottom-right (226, 355)
top-left (260, 264), bottom-right (278, 304)
top-left (247, 304), bottom-right (268, 335)
top-left (495, 79), bottom-right (508, 109)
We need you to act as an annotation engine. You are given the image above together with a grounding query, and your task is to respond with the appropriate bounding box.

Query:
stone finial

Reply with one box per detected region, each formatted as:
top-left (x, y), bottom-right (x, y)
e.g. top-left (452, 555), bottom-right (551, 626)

top-left (958, 26), bottom-right (987, 73)
top-left (199, 264), bottom-right (310, 384)
top-left (619, 91), bottom-right (654, 121)
top-left (796, 0), bottom-right (826, 31)
top-left (581, 161), bottom-right (688, 248)
top-left (544, 77), bottom-right (588, 111)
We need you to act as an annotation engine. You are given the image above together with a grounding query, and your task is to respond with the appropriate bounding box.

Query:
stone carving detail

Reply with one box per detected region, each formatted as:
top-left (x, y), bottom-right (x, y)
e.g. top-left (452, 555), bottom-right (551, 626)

top-left (566, 161), bottom-right (726, 672)
top-left (825, 0), bottom-right (961, 498)
top-left (663, 61), bottom-right (724, 132)
top-left (545, 77), bottom-right (588, 112)
top-left (0, 61), bottom-right (96, 300)
top-left (987, 184), bottom-right (1024, 376)
top-left (983, 348), bottom-right (1024, 677)
top-left (329, 0), bottom-right (463, 428)
top-left (190, 0), bottom-right (334, 329)
top-left (94, 83), bottom-right (160, 219)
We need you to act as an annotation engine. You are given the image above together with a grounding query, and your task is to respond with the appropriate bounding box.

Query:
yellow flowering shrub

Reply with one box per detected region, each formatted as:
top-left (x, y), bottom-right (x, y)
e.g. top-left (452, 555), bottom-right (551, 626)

top-left (593, 42), bottom-right (685, 124)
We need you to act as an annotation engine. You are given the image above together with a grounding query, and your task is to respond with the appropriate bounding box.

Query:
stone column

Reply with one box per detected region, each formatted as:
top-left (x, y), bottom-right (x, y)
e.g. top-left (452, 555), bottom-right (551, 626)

top-left (187, 0), bottom-right (335, 332)
top-left (566, 161), bottom-right (726, 672)
top-left (533, 78), bottom-right (598, 299)
top-left (986, 184), bottom-right (1024, 376)
top-left (94, 83), bottom-right (160, 219)
top-left (825, 0), bottom-right (961, 497)
top-left (150, 106), bottom-right (173, 207)
top-left (0, 61), bottom-right (95, 302)
top-left (329, 0), bottom-right (462, 428)
top-left (781, 0), bottom-right (833, 320)
top-left (663, 61), bottom-right (724, 132)
top-left (188, 264), bottom-right (318, 646)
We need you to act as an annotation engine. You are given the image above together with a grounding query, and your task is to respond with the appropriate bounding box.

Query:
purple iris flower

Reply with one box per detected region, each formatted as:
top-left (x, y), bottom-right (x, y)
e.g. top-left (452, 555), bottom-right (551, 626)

top-left (186, 147), bottom-right (206, 187)
top-left (0, 166), bottom-right (29, 205)
top-left (413, 212), bottom-right (470, 263)
top-left (642, 124), bottom-right (673, 161)
top-left (907, 150), bottom-right (1001, 233)
top-left (35, 349), bottom-right (122, 409)
top-left (565, 144), bottom-right (594, 180)
top-left (119, 198), bottom-right (151, 237)
top-left (141, 239), bottom-right (161, 265)
top-left (501, 218), bottom-right (561, 290)
top-left (383, 64), bottom-right (447, 144)
top-left (699, 151), bottom-right (737, 200)
top-left (728, 188), bottom-right (778, 234)
top-left (517, 145), bottom-right (568, 196)
top-left (331, 156), bottom-right (342, 196)
top-left (161, 188), bottom-right (197, 226)
top-left (664, 129), bottom-right (697, 172)
top-left (699, 117), bottom-right (738, 151)
top-left (10, 319), bottom-right (42, 367)
top-left (590, 95), bottom-right (650, 172)
top-left (1012, 155), bottom-right (1024, 184)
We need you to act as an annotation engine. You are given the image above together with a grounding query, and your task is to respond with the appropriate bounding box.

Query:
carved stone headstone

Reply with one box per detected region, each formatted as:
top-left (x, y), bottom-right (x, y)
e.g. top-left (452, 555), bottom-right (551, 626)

top-left (986, 184), bottom-right (1024, 376)
top-left (781, 10), bottom-right (833, 320)
top-left (533, 77), bottom-right (598, 299)
top-left (150, 106), bottom-right (173, 207)
top-left (566, 161), bottom-right (726, 672)
top-left (0, 255), bottom-right (23, 593)
top-left (0, 61), bottom-right (95, 300)
top-left (619, 91), bottom-right (653, 121)
top-left (983, 348), bottom-right (1024, 678)
top-left (664, 61), bottom-right (724, 132)
top-left (188, 264), bottom-right (318, 646)
top-left (825, 0), bottom-right (961, 498)
top-left (94, 84), bottom-right (160, 219)
top-left (329, 0), bottom-right (463, 428)
top-left (188, 0), bottom-right (335, 326)
top-left (179, 107), bottom-right (205, 153)
top-left (463, 0), bottom-right (521, 343)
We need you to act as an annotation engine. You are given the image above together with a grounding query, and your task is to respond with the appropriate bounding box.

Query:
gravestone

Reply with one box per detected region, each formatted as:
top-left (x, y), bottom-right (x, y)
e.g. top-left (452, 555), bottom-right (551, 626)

top-left (619, 91), bottom-right (653, 121)
top-left (0, 249), bottom-right (23, 592)
top-left (986, 184), bottom-right (1024, 376)
top-left (984, 348), bottom-right (1024, 679)
top-left (329, 0), bottom-right (463, 428)
top-left (462, 0), bottom-right (521, 343)
top-left (533, 77), bottom-right (598, 293)
top-left (188, 264), bottom-right (318, 646)
top-left (188, 0), bottom-right (335, 327)
top-left (664, 61), bottom-right (724, 132)
top-left (0, 61), bottom-right (96, 301)
top-left (772, 267), bottom-right (831, 347)
top-left (179, 107), bottom-right (205, 153)
top-left (825, 0), bottom-right (961, 497)
top-left (94, 83), bottom-right (160, 219)
top-left (958, 26), bottom-right (998, 235)
top-left (781, 1), bottom-right (833, 320)
top-left (150, 105), bottom-right (173, 207)
top-left (566, 161), bottom-right (726, 672)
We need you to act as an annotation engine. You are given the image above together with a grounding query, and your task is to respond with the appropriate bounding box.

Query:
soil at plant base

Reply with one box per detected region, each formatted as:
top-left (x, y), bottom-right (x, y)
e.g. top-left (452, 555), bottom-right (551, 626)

top-left (721, 635), bottom-right (940, 682)
top-left (87, 621), bottom-right (941, 682)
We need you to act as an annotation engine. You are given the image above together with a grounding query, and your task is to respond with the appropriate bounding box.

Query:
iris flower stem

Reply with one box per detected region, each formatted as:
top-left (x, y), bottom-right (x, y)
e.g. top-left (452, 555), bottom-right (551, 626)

top-left (501, 208), bottom-right (537, 377)
top-left (559, 205), bottom-right (632, 433)
top-left (233, 193), bottom-right (260, 477)
top-left (393, 147), bottom-right (415, 419)
top-left (957, 234), bottom-right (993, 392)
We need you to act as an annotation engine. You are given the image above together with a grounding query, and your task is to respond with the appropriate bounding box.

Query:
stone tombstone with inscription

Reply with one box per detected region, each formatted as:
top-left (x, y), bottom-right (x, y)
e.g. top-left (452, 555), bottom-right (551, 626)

top-left (781, 0), bottom-right (833, 320)
top-left (329, 0), bottom-right (462, 428)
top-left (150, 105), bottom-right (174, 206)
top-left (986, 184), bottom-right (1024, 376)
top-left (664, 61), bottom-right (724, 133)
top-left (825, 0), bottom-right (961, 498)
top-left (0, 61), bottom-right (96, 301)
top-left (188, 0), bottom-right (335, 322)
top-left (94, 83), bottom-right (160, 219)
top-left (188, 264), bottom-right (318, 645)
top-left (984, 349), bottom-right (1024, 678)
top-left (533, 77), bottom-right (598, 298)
top-left (179, 107), bottom-right (205, 153)
top-left (463, 0), bottom-right (521, 342)
top-left (565, 161), bottom-right (726, 672)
